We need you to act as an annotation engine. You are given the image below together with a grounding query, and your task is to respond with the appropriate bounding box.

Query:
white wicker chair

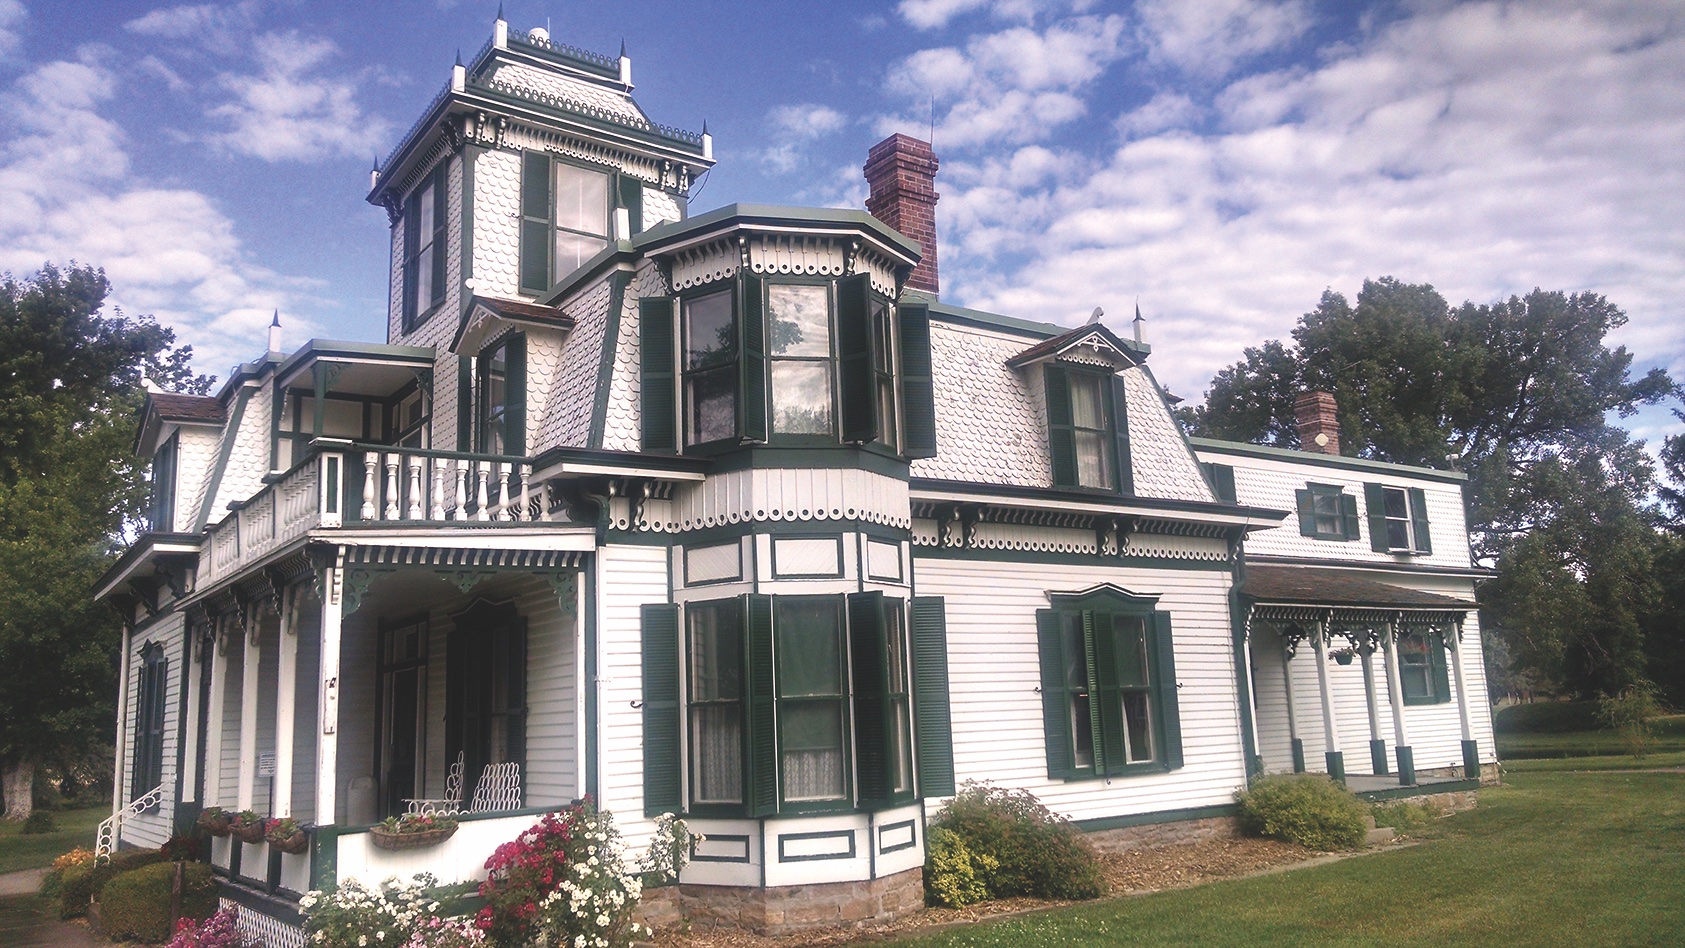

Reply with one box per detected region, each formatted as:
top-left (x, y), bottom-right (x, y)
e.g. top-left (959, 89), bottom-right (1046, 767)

top-left (404, 751), bottom-right (466, 816)
top-left (468, 761), bottom-right (522, 813)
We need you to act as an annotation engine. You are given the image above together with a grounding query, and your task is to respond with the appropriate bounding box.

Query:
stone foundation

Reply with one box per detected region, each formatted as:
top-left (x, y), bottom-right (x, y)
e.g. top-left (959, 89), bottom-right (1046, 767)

top-left (1083, 815), bottom-right (1241, 853)
top-left (635, 867), bottom-right (924, 936)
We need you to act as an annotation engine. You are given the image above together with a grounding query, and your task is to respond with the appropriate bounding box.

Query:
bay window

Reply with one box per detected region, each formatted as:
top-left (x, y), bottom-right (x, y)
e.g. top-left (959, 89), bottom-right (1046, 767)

top-left (687, 599), bottom-right (744, 805)
top-left (775, 597), bottom-right (848, 805)
top-left (767, 284), bottom-right (835, 436)
top-left (683, 288), bottom-right (737, 445)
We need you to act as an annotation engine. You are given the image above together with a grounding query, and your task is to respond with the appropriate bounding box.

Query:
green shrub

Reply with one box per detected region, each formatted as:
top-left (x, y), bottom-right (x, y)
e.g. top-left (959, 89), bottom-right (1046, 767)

top-left (97, 861), bottom-right (218, 943)
top-left (1236, 775), bottom-right (1368, 851)
top-left (21, 810), bottom-right (57, 834)
top-left (1492, 701), bottom-right (1601, 734)
top-left (926, 782), bottom-right (1105, 904)
top-left (1598, 685), bottom-right (1665, 759)
top-left (57, 861), bottom-right (97, 918)
top-left (925, 827), bottom-right (998, 908)
top-left (1371, 800), bottom-right (1441, 833)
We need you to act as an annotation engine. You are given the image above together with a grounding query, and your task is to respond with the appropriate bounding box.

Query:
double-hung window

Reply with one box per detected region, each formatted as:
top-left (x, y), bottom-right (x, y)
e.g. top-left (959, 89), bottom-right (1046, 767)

top-left (130, 643), bottom-right (167, 804)
top-left (1398, 629), bottom-right (1451, 705)
top-left (1296, 483), bottom-right (1360, 540)
top-left (683, 289), bottom-right (738, 445)
top-left (1037, 591), bottom-right (1182, 779)
top-left (150, 435), bottom-right (177, 532)
top-left (1045, 364), bottom-right (1131, 493)
top-left (476, 334), bottom-right (525, 456)
top-left (686, 600), bottom-right (744, 805)
top-left (403, 163), bottom-right (448, 330)
top-left (1364, 484), bottom-right (1432, 554)
top-left (767, 284), bottom-right (835, 436)
top-left (520, 153), bottom-right (612, 294)
top-left (871, 298), bottom-right (900, 452)
top-left (775, 597), bottom-right (848, 805)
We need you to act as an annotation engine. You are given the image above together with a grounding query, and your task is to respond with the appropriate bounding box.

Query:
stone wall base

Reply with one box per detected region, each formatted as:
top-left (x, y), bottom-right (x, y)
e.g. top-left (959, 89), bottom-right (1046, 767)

top-left (636, 867), bottom-right (924, 936)
top-left (1083, 815), bottom-right (1241, 854)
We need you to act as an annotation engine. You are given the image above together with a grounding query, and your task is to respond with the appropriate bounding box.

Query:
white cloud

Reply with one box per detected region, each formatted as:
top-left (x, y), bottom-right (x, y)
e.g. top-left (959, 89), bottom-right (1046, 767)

top-left (1136, 0), bottom-right (1314, 79)
top-left (911, 0), bottom-right (1685, 414)
top-left (897, 0), bottom-right (1076, 31)
top-left (0, 0), bottom-right (25, 64)
top-left (204, 31), bottom-right (392, 162)
top-left (124, 1), bottom-right (261, 56)
top-left (0, 51), bottom-right (321, 380)
top-left (758, 103), bottom-right (849, 174)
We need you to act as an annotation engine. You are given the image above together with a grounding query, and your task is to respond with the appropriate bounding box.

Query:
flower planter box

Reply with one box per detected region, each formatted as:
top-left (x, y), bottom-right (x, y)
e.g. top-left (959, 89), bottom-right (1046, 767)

top-left (267, 831), bottom-right (310, 855)
top-left (197, 813), bottom-right (232, 838)
top-left (230, 823), bottom-right (265, 845)
top-left (369, 824), bottom-right (458, 851)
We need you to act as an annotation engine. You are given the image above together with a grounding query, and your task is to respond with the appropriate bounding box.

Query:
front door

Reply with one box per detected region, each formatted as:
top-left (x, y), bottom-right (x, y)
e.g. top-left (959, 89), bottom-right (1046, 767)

top-left (378, 616), bottom-right (428, 816)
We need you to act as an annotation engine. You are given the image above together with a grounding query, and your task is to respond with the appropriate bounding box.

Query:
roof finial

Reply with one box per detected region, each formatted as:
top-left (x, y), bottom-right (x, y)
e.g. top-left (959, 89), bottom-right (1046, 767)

top-left (496, 2), bottom-right (504, 20)
top-left (268, 310), bottom-right (283, 353)
top-left (620, 39), bottom-right (627, 57)
top-left (1133, 299), bottom-right (1145, 345)
top-left (1087, 306), bottom-right (1103, 326)
top-left (455, 47), bottom-right (463, 67)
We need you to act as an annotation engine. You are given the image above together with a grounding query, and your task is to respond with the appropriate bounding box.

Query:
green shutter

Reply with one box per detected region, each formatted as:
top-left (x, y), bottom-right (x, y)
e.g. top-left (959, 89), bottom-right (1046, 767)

top-left (1408, 487), bottom-right (1432, 554)
top-left (456, 356), bottom-right (473, 452)
top-left (616, 174), bottom-right (643, 235)
top-left (836, 274), bottom-right (877, 443)
top-left (1204, 462), bottom-right (1236, 504)
top-left (738, 274), bottom-right (767, 442)
top-left (744, 593), bottom-right (777, 816)
top-left (402, 190), bottom-right (420, 326)
top-left (1091, 613), bottom-right (1126, 775)
top-left (505, 618), bottom-right (528, 788)
top-left (1152, 612), bottom-right (1183, 770)
top-left (910, 597), bottom-right (955, 797)
top-left (1109, 375), bottom-right (1134, 495)
top-left (1430, 632), bottom-right (1451, 703)
top-left (848, 592), bottom-right (889, 804)
top-left (898, 301), bottom-right (937, 458)
top-left (505, 335), bottom-right (526, 456)
top-left (1295, 488), bottom-right (1317, 537)
top-left (640, 603), bottom-right (682, 815)
top-left (1364, 482), bottom-right (1389, 552)
top-left (519, 151), bottom-right (552, 294)
top-left (1045, 365), bottom-right (1077, 487)
top-left (639, 297), bottom-right (678, 452)
top-left (430, 163), bottom-right (448, 310)
top-left (1341, 493), bottom-right (1362, 540)
top-left (1036, 609), bottom-right (1074, 779)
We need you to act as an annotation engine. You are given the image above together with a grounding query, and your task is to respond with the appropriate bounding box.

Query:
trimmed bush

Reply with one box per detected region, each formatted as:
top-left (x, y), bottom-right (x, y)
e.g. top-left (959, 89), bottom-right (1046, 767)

top-left (56, 848), bottom-right (171, 917)
top-left (98, 861), bottom-right (219, 944)
top-left (21, 810), bottom-right (57, 834)
top-left (1236, 775), bottom-right (1368, 851)
top-left (926, 782), bottom-right (1105, 905)
top-left (1493, 701), bottom-right (1601, 734)
top-left (925, 827), bottom-right (996, 908)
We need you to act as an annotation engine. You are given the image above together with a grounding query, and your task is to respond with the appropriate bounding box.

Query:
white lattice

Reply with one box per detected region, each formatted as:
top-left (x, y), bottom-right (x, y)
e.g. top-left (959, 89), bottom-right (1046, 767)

top-left (221, 899), bottom-right (305, 948)
top-left (469, 762), bottom-right (522, 813)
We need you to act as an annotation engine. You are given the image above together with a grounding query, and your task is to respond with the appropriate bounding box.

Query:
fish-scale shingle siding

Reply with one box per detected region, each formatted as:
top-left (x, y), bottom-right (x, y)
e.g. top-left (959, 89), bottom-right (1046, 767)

top-left (912, 321), bottom-right (1050, 487)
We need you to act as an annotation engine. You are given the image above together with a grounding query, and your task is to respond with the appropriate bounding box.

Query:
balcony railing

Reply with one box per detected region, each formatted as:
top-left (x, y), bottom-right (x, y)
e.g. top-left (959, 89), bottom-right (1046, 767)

top-left (200, 441), bottom-right (542, 585)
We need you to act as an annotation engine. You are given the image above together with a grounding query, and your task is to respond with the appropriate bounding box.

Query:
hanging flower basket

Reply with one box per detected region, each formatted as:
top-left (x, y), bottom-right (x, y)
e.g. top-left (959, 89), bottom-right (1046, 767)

top-left (229, 811), bottom-right (265, 844)
top-left (197, 808), bottom-right (232, 837)
top-left (265, 818), bottom-right (311, 854)
top-left (370, 814), bottom-right (459, 851)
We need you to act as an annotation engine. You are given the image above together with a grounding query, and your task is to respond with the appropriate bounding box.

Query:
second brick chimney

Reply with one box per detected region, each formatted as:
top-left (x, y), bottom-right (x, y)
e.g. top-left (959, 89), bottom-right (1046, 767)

top-left (1294, 391), bottom-right (1341, 455)
top-left (864, 133), bottom-right (940, 295)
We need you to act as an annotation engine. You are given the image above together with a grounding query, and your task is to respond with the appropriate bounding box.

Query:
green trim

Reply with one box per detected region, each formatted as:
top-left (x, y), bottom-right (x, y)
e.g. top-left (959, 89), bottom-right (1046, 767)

top-left (309, 824), bottom-right (340, 891)
top-left (633, 204), bottom-right (921, 260)
top-left (584, 553), bottom-right (600, 800)
top-left (1242, 554), bottom-right (1492, 578)
top-left (590, 271), bottom-right (632, 448)
top-left (1072, 803), bottom-right (1239, 833)
top-left (1354, 777), bottom-right (1478, 802)
top-left (195, 384), bottom-right (256, 531)
top-left (1190, 437), bottom-right (1467, 483)
top-left (911, 293), bottom-right (1063, 340)
top-left (608, 518), bottom-right (910, 549)
top-left (273, 340), bottom-right (436, 382)
top-left (530, 444), bottom-right (712, 476)
top-left (460, 145), bottom-right (480, 324)
top-left (1229, 563), bottom-right (1260, 777)
top-left (913, 544), bottom-right (1234, 571)
top-left (910, 476), bottom-right (1285, 522)
top-left (699, 444), bottom-right (910, 478)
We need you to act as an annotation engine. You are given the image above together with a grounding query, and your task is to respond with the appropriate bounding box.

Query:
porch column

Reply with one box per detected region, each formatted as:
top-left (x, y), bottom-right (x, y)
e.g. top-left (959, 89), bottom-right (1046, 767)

top-left (1448, 619), bottom-right (1480, 779)
top-left (1383, 617), bottom-right (1414, 785)
top-left (1280, 634), bottom-right (1304, 773)
top-left (111, 626), bottom-right (134, 814)
top-left (315, 567), bottom-right (344, 826)
top-left (178, 629), bottom-right (205, 805)
top-left (1360, 636), bottom-right (1388, 775)
top-left (1311, 618), bottom-right (1344, 783)
top-left (202, 625), bottom-right (228, 805)
top-left (236, 619), bottom-right (261, 810)
top-left (272, 588), bottom-right (301, 816)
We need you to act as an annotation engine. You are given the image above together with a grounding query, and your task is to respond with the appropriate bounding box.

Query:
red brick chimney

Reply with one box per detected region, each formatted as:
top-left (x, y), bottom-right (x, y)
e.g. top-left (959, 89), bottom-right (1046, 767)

top-left (1294, 391), bottom-right (1341, 455)
top-left (864, 134), bottom-right (940, 295)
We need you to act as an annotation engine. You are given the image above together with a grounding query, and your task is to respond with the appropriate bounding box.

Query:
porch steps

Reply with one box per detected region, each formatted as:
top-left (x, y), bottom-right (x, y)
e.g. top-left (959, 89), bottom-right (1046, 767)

top-left (1363, 814), bottom-right (1396, 846)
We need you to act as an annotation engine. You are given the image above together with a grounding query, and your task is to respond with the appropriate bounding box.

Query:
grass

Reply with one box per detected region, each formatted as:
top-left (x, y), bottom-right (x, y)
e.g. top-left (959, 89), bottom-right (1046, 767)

top-left (1495, 713), bottom-right (1685, 760)
top-left (0, 804), bottom-right (107, 875)
top-left (886, 770), bottom-right (1685, 946)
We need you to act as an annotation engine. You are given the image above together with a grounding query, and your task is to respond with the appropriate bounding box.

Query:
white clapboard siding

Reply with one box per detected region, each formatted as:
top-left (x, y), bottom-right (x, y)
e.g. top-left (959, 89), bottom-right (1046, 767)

top-left (514, 577), bottom-right (578, 807)
top-left (254, 629), bottom-right (281, 814)
top-left (218, 643), bottom-right (245, 808)
top-left (120, 616), bottom-right (185, 850)
top-left (1202, 449), bottom-right (1472, 570)
top-left (595, 544), bottom-right (670, 852)
top-left (914, 558), bottom-right (1250, 824)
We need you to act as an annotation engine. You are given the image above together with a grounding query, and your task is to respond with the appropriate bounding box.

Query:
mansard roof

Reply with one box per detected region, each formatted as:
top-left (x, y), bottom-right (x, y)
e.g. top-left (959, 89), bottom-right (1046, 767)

top-left (145, 392), bottom-right (225, 426)
top-left (1243, 565), bottom-right (1475, 610)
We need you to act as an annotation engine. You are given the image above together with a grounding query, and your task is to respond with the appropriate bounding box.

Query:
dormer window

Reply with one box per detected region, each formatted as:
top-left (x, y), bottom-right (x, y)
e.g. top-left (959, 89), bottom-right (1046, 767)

top-left (149, 435), bottom-right (177, 533)
top-left (476, 334), bottom-right (526, 456)
top-left (520, 153), bottom-right (612, 294)
top-left (1045, 365), bottom-right (1130, 492)
top-left (1365, 484), bottom-right (1432, 554)
top-left (403, 163), bottom-right (448, 331)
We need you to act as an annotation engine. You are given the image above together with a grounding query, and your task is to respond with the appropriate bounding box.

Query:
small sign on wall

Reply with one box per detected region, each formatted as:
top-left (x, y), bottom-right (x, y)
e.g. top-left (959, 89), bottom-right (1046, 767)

top-left (258, 754), bottom-right (276, 778)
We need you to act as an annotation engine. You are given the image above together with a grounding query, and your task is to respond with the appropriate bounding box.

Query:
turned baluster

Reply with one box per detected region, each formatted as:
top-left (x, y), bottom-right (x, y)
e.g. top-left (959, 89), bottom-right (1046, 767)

top-left (430, 463), bottom-right (446, 521)
top-left (383, 454), bottom-right (400, 520)
top-left (452, 460), bottom-right (468, 520)
top-left (519, 463), bottom-right (532, 522)
top-left (360, 453), bottom-right (378, 520)
top-left (406, 455), bottom-right (424, 519)
top-left (475, 461), bottom-right (490, 522)
top-left (499, 463), bottom-right (515, 520)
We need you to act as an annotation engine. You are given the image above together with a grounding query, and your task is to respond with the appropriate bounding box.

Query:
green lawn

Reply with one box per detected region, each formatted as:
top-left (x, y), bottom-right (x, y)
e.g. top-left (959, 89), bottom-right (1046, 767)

top-left (1495, 713), bottom-right (1685, 760)
top-left (0, 804), bottom-right (107, 875)
top-left (887, 770), bottom-right (1685, 946)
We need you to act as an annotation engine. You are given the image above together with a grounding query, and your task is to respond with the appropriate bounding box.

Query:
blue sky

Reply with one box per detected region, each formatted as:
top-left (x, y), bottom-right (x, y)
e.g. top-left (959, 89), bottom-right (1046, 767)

top-left (2, 0), bottom-right (1680, 450)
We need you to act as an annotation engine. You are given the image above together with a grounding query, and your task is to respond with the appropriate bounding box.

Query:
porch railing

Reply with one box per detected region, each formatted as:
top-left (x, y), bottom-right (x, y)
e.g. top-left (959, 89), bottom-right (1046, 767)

top-left (95, 784), bottom-right (164, 863)
top-left (199, 441), bottom-right (542, 585)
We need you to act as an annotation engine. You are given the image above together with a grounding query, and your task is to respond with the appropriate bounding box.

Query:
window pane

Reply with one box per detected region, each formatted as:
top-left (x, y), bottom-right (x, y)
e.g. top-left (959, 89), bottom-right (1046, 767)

top-left (1070, 374), bottom-right (1107, 428)
top-left (1387, 521), bottom-right (1411, 549)
top-left (771, 361), bottom-right (832, 434)
top-left (1383, 488), bottom-right (1409, 519)
top-left (555, 230), bottom-right (607, 277)
top-left (1114, 618), bottom-right (1149, 688)
top-left (692, 705), bottom-right (742, 803)
top-left (688, 368), bottom-right (736, 444)
top-left (685, 290), bottom-right (735, 369)
top-left (885, 607), bottom-right (907, 692)
top-left (776, 599), bottom-right (841, 697)
top-left (768, 284), bottom-right (830, 356)
top-left (689, 606), bottom-right (742, 701)
top-left (416, 183), bottom-right (436, 313)
top-left (890, 699), bottom-right (913, 794)
top-left (780, 702), bottom-right (845, 800)
top-left (554, 163), bottom-right (609, 236)
top-left (1122, 690), bottom-right (1154, 762)
top-left (1063, 616), bottom-right (1088, 691)
top-left (1070, 693), bottom-right (1094, 768)
top-left (689, 602), bottom-right (743, 805)
top-left (1075, 430), bottom-right (1112, 488)
top-left (872, 301), bottom-right (893, 371)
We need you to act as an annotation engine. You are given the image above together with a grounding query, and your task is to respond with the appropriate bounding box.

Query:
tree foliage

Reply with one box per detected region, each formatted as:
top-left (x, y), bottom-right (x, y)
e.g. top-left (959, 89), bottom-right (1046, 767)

top-left (1184, 277), bottom-right (1679, 699)
top-left (0, 264), bottom-right (208, 819)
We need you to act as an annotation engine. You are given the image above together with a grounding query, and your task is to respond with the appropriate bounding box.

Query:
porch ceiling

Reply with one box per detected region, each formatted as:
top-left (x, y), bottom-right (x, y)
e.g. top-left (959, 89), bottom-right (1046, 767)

top-left (1242, 565), bottom-right (1475, 610)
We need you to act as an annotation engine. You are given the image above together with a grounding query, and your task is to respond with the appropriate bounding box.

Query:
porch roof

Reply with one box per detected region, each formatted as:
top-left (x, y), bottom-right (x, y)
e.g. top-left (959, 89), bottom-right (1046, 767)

top-left (1242, 565), bottom-right (1475, 610)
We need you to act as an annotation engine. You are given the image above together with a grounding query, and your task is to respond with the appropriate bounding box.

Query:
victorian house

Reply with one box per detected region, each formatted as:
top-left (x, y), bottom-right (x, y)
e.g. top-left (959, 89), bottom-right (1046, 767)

top-left (95, 15), bottom-right (1496, 945)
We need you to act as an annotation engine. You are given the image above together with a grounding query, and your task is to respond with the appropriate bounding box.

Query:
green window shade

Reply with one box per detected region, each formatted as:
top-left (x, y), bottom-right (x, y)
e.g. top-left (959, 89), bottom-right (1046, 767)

top-left (616, 174), bottom-right (643, 236)
top-left (456, 355), bottom-right (473, 452)
top-left (640, 603), bottom-right (682, 815)
top-left (1045, 365), bottom-right (1077, 487)
top-left (738, 274), bottom-right (768, 442)
top-left (899, 301), bottom-right (938, 458)
top-left (743, 593), bottom-right (777, 816)
top-left (910, 597), bottom-right (955, 797)
top-left (1152, 612), bottom-right (1183, 770)
top-left (1036, 609), bottom-right (1076, 779)
top-left (519, 151), bottom-right (553, 294)
top-left (639, 297), bottom-right (678, 452)
top-left (1109, 375), bottom-right (1134, 495)
top-left (1364, 482), bottom-right (1390, 552)
top-left (1409, 487), bottom-right (1433, 554)
top-left (836, 274), bottom-right (877, 443)
top-left (1202, 462), bottom-right (1236, 504)
top-left (1341, 493), bottom-right (1362, 540)
top-left (505, 334), bottom-right (526, 456)
top-left (429, 164), bottom-right (448, 312)
top-left (1295, 488), bottom-right (1318, 537)
top-left (848, 592), bottom-right (889, 804)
